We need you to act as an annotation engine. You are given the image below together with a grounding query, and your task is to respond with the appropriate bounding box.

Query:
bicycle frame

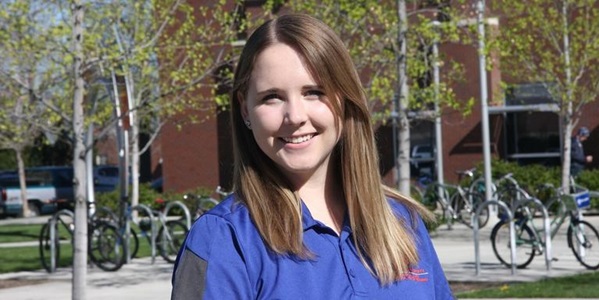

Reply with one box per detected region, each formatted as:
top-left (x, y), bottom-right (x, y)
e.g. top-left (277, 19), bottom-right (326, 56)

top-left (514, 196), bottom-right (582, 270)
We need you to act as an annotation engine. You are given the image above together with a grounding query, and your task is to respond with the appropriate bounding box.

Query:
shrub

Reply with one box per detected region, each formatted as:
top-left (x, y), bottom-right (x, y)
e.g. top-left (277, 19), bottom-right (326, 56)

top-left (95, 183), bottom-right (166, 214)
top-left (469, 159), bottom-right (599, 210)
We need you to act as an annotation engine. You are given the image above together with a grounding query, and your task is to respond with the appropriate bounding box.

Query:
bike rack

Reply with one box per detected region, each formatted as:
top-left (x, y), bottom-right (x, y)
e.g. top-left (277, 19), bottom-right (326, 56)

top-left (130, 204), bottom-right (156, 264)
top-left (91, 206), bottom-right (119, 224)
top-left (164, 200), bottom-right (192, 230)
top-left (48, 209), bottom-right (75, 273)
top-left (473, 200), bottom-right (517, 275)
top-left (512, 198), bottom-right (552, 271)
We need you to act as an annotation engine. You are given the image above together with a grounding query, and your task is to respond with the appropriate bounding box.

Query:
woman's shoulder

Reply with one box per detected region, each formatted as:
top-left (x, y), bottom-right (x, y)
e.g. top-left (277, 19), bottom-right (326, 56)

top-left (193, 194), bottom-right (254, 229)
top-left (185, 194), bottom-right (262, 257)
top-left (387, 197), bottom-right (414, 219)
top-left (386, 196), bottom-right (430, 234)
top-left (203, 194), bottom-right (245, 216)
top-left (189, 194), bottom-right (259, 241)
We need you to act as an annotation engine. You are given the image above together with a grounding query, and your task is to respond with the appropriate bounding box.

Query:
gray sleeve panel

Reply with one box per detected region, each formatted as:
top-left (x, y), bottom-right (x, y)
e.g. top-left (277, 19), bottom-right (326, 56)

top-left (171, 248), bottom-right (207, 300)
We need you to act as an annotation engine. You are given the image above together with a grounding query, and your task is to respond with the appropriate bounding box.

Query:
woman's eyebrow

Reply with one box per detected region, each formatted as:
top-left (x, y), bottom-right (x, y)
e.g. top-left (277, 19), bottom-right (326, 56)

top-left (302, 84), bottom-right (323, 90)
top-left (255, 88), bottom-right (280, 97)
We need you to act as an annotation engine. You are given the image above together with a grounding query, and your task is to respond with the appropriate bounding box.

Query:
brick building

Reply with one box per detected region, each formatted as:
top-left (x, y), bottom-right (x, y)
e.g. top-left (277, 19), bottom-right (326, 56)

top-left (146, 1), bottom-right (599, 193)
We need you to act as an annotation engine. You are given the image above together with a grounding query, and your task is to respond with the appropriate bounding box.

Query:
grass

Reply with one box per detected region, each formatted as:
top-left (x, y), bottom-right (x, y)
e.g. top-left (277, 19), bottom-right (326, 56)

top-left (457, 271), bottom-right (599, 298)
top-left (0, 224), bottom-right (43, 243)
top-left (0, 223), bottom-right (155, 274)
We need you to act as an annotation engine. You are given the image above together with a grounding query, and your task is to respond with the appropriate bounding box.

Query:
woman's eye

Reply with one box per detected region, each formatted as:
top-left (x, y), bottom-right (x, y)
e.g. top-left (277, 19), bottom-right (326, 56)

top-left (305, 90), bottom-right (325, 99)
top-left (261, 94), bottom-right (281, 103)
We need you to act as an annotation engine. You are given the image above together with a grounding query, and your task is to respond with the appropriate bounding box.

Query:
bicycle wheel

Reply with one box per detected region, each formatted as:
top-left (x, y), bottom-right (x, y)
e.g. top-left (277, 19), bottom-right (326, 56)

top-left (157, 220), bottom-right (188, 263)
top-left (450, 191), bottom-right (489, 228)
top-left (490, 220), bottom-right (536, 269)
top-left (496, 186), bottom-right (517, 208)
top-left (39, 222), bottom-right (60, 273)
top-left (124, 228), bottom-right (140, 259)
top-left (89, 222), bottom-right (126, 272)
top-left (469, 192), bottom-right (489, 228)
top-left (567, 220), bottom-right (599, 270)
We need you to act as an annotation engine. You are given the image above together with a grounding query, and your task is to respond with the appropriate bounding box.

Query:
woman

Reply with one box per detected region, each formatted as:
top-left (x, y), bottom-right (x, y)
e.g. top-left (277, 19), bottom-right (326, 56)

top-left (172, 14), bottom-right (453, 299)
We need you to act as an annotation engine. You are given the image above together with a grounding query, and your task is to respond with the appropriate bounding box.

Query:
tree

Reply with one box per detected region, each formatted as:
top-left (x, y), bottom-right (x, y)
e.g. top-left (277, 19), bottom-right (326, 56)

top-left (68, 1), bottom-right (256, 297)
top-left (0, 1), bottom-right (66, 217)
top-left (70, 1), bottom-right (88, 297)
top-left (490, 0), bottom-right (599, 191)
top-left (103, 0), bottom-right (253, 209)
top-left (4, 1), bottom-right (251, 296)
top-left (287, 0), bottom-right (470, 194)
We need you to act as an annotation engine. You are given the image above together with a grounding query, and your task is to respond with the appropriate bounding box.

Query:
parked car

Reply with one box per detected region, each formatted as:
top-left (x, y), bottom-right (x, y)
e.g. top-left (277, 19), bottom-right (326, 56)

top-left (410, 144), bottom-right (435, 177)
top-left (94, 165), bottom-right (120, 192)
top-left (0, 166), bottom-right (74, 217)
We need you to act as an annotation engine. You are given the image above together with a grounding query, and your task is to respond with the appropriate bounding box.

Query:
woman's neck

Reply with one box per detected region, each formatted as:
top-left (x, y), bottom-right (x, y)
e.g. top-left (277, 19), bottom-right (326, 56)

top-left (298, 174), bottom-right (346, 235)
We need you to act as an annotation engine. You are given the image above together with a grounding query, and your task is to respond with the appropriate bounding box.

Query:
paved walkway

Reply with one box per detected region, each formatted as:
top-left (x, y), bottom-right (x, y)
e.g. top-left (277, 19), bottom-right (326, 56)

top-left (0, 215), bottom-right (598, 299)
top-left (434, 214), bottom-right (599, 285)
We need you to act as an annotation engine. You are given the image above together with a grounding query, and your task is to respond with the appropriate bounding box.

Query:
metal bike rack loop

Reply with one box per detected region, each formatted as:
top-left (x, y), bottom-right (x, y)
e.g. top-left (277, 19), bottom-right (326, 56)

top-left (164, 200), bottom-right (192, 230)
top-left (473, 200), bottom-right (517, 275)
top-left (91, 206), bottom-right (120, 224)
top-left (130, 204), bottom-right (156, 264)
top-left (48, 209), bottom-right (75, 273)
top-left (512, 198), bottom-right (552, 271)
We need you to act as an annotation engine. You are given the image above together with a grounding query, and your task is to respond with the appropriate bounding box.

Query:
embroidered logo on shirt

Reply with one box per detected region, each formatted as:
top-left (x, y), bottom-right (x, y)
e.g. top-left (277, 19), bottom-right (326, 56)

top-left (399, 267), bottom-right (429, 282)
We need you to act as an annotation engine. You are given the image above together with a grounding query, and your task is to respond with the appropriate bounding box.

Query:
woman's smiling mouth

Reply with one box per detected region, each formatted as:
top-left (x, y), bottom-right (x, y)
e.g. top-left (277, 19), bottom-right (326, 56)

top-left (281, 134), bottom-right (316, 144)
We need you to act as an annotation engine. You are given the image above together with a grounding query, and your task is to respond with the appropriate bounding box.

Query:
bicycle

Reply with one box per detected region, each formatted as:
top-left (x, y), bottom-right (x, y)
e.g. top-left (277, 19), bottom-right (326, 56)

top-left (39, 206), bottom-right (127, 273)
top-left (125, 203), bottom-right (189, 263)
top-left (185, 186), bottom-right (228, 220)
top-left (490, 186), bottom-right (599, 270)
top-left (450, 183), bottom-right (490, 229)
top-left (420, 177), bottom-right (489, 229)
top-left (410, 174), bottom-right (433, 203)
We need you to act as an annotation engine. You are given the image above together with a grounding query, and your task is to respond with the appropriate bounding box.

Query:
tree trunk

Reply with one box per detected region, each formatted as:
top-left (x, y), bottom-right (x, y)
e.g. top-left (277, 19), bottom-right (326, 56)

top-left (130, 112), bottom-right (140, 210)
top-left (560, 1), bottom-right (573, 193)
top-left (397, 0), bottom-right (411, 195)
top-left (15, 148), bottom-right (30, 217)
top-left (126, 74), bottom-right (139, 210)
top-left (562, 117), bottom-right (574, 192)
top-left (71, 1), bottom-right (88, 299)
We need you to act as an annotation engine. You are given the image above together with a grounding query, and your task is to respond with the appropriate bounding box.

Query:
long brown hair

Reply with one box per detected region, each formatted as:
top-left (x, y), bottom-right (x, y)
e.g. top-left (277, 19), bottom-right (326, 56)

top-left (230, 13), bottom-right (433, 284)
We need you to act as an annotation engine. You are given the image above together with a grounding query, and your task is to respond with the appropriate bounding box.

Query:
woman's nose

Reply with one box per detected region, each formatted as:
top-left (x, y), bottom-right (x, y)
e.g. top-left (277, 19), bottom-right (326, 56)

top-left (284, 97), bottom-right (308, 125)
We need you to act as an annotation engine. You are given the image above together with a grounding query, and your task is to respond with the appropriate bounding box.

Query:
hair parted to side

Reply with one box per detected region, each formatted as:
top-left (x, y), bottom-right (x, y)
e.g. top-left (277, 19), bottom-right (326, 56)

top-left (230, 13), bottom-right (434, 285)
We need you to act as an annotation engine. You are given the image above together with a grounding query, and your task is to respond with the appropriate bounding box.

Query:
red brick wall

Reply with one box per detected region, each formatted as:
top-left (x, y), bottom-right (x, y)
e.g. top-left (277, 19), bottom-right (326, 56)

top-left (160, 109), bottom-right (220, 193)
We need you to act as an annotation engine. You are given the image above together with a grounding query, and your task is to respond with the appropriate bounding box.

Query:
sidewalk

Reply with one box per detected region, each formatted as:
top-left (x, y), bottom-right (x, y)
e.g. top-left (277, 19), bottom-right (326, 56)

top-left (433, 215), bottom-right (599, 284)
top-left (0, 215), bottom-right (598, 299)
top-left (0, 257), bottom-right (173, 300)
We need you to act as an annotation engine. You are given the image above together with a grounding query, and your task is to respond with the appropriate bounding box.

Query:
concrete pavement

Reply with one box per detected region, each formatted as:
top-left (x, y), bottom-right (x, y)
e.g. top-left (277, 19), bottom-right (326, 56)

top-left (0, 256), bottom-right (173, 300)
top-left (0, 215), bottom-right (598, 299)
top-left (433, 214), bottom-right (599, 284)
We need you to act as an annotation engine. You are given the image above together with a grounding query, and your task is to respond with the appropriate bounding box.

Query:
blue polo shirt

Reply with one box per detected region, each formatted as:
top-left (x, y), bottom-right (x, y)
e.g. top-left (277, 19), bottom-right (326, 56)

top-left (171, 195), bottom-right (453, 299)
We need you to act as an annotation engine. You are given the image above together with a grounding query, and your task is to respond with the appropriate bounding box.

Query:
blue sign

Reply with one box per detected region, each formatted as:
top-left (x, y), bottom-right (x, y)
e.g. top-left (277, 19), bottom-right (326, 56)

top-left (575, 192), bottom-right (591, 209)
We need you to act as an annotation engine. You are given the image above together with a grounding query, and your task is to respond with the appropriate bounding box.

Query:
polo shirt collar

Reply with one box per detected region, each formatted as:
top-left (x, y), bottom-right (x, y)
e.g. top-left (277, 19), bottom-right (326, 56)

top-left (300, 200), bottom-right (352, 236)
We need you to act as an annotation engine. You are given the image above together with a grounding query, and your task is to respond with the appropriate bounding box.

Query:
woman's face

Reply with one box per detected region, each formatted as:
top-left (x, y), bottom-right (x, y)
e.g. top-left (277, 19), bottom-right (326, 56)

top-left (241, 43), bottom-right (341, 184)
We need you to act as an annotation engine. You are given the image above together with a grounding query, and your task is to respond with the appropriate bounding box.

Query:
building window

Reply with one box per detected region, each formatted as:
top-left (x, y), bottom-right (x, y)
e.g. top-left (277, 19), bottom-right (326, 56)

top-left (504, 82), bottom-right (561, 166)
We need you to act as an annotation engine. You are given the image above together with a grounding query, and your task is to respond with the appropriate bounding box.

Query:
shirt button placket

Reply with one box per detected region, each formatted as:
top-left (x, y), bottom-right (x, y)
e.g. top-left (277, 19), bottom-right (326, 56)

top-left (340, 241), bottom-right (365, 295)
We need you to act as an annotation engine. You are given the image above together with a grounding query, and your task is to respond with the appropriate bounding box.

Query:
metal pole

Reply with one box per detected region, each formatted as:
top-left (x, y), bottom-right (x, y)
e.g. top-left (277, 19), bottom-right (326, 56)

top-left (474, 200), bottom-right (516, 275)
top-left (432, 21), bottom-right (444, 186)
top-left (477, 0), bottom-right (494, 215)
top-left (49, 218), bottom-right (56, 272)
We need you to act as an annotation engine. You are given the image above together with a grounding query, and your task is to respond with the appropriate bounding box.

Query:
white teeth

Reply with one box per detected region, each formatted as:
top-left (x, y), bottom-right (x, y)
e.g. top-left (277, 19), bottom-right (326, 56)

top-left (282, 134), bottom-right (314, 144)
